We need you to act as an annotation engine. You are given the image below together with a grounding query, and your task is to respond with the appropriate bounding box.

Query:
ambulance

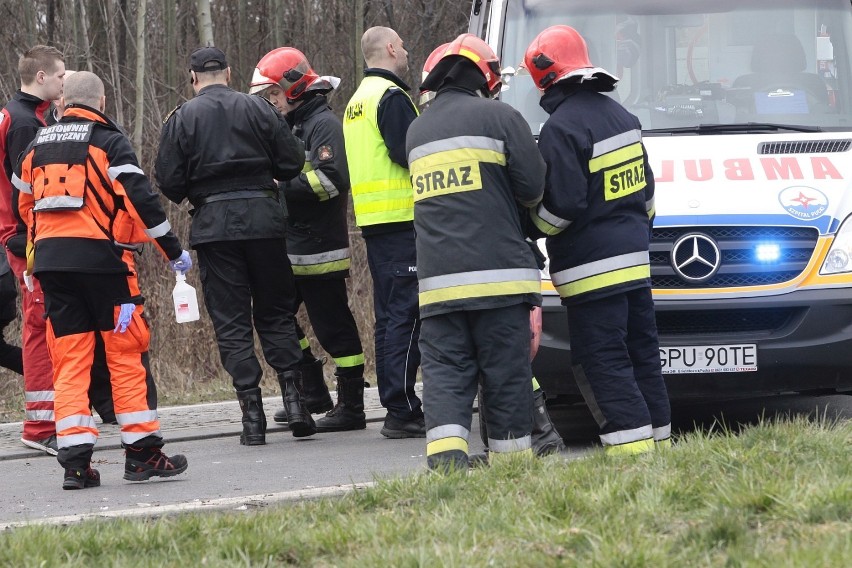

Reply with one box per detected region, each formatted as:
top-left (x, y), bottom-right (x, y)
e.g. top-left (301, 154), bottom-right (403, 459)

top-left (470, 0), bottom-right (852, 400)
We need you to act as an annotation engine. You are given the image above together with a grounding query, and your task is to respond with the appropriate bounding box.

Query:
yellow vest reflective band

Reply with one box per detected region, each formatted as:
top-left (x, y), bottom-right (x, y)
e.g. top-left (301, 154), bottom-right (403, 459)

top-left (343, 76), bottom-right (417, 227)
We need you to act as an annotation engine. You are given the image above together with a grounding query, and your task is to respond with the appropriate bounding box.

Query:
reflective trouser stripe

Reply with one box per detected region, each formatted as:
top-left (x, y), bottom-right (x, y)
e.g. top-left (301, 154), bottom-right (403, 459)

top-left (56, 413), bottom-right (99, 449)
top-left (600, 424), bottom-right (653, 446)
top-left (427, 424), bottom-right (470, 456)
top-left (116, 410), bottom-right (159, 425)
top-left (653, 424), bottom-right (672, 441)
top-left (605, 437), bottom-right (655, 456)
top-left (121, 424), bottom-right (162, 445)
top-left (58, 432), bottom-right (99, 448)
top-left (488, 435), bottom-right (532, 454)
top-left (25, 390), bottom-right (54, 402)
top-left (656, 439), bottom-right (672, 450)
top-left (26, 409), bottom-right (54, 421)
top-left (334, 353), bottom-right (365, 369)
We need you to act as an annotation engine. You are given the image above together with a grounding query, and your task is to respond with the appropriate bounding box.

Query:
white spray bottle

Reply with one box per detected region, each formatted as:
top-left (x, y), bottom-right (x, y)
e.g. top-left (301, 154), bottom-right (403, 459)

top-left (172, 273), bottom-right (200, 323)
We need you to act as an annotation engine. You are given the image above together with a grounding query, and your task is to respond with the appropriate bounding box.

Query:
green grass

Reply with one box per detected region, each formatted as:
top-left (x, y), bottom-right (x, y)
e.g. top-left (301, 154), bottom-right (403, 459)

top-left (1, 417), bottom-right (850, 567)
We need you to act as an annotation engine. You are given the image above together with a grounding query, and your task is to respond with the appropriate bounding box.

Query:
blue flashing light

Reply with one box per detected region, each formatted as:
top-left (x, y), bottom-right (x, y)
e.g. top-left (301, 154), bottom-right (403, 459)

top-left (755, 243), bottom-right (781, 262)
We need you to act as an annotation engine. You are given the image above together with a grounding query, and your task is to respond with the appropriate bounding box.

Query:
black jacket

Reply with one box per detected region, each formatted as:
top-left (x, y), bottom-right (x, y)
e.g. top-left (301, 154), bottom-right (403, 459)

top-left (406, 87), bottom-right (546, 318)
top-left (281, 94), bottom-right (351, 279)
top-left (531, 86), bottom-right (655, 305)
top-left (155, 84), bottom-right (304, 246)
top-left (0, 91), bottom-right (50, 256)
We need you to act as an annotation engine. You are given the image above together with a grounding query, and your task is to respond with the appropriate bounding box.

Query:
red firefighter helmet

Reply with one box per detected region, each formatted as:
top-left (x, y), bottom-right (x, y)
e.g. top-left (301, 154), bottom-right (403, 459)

top-left (440, 33), bottom-right (502, 95)
top-left (523, 25), bottom-right (618, 91)
top-left (418, 42), bottom-right (450, 106)
top-left (249, 47), bottom-right (320, 101)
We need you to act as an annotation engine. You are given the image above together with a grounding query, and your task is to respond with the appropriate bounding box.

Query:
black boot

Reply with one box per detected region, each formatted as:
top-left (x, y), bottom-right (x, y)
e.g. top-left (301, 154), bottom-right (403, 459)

top-left (315, 375), bottom-right (366, 432)
top-left (237, 388), bottom-right (266, 446)
top-left (273, 358), bottom-right (333, 423)
top-left (278, 371), bottom-right (317, 437)
top-left (531, 389), bottom-right (565, 456)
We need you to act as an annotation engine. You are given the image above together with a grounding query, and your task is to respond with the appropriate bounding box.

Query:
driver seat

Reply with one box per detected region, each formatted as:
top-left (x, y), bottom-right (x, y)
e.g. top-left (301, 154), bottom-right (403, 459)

top-left (733, 33), bottom-right (828, 106)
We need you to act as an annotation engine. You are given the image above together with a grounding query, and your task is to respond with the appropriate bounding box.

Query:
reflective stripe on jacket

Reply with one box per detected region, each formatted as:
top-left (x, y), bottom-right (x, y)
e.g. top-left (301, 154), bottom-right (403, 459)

top-left (406, 88), bottom-right (546, 317)
top-left (16, 105), bottom-right (182, 273)
top-left (344, 76), bottom-right (417, 227)
top-left (282, 95), bottom-right (351, 278)
top-left (533, 88), bottom-right (655, 305)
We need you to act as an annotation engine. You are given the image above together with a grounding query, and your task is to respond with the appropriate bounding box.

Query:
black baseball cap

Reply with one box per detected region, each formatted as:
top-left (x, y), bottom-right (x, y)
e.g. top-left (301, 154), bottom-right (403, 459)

top-left (190, 46), bottom-right (228, 72)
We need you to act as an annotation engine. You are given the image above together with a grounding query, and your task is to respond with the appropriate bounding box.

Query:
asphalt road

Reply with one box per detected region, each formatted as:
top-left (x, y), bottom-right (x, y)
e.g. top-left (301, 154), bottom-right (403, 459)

top-left (0, 393), bottom-right (848, 528)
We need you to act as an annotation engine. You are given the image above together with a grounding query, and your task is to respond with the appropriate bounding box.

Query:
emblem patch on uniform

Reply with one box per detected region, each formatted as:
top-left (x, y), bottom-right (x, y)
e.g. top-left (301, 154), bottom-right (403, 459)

top-left (317, 145), bottom-right (334, 161)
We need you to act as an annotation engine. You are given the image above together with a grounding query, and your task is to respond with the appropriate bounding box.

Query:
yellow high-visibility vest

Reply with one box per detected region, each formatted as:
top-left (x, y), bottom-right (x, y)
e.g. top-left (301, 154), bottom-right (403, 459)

top-left (343, 76), bottom-right (417, 227)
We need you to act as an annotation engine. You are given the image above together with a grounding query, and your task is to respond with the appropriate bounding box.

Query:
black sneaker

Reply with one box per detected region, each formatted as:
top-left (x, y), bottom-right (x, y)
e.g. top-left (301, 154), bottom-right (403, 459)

top-left (21, 435), bottom-right (58, 456)
top-left (380, 414), bottom-right (426, 439)
top-left (124, 448), bottom-right (188, 481)
top-left (63, 467), bottom-right (101, 490)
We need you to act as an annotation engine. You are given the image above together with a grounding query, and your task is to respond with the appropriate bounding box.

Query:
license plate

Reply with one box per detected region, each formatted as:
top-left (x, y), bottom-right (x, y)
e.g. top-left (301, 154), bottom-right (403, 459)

top-left (659, 344), bottom-right (757, 374)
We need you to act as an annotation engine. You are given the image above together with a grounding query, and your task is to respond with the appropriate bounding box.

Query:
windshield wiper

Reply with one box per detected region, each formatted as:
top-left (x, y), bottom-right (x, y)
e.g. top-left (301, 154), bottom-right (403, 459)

top-left (644, 122), bottom-right (823, 135)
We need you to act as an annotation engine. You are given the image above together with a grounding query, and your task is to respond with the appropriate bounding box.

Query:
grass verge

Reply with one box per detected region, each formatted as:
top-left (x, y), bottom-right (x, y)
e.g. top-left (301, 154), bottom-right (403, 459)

top-left (1, 417), bottom-right (850, 567)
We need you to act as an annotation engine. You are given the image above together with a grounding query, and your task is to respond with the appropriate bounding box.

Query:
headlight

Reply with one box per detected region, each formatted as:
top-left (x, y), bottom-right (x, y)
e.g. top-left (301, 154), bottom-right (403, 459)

top-left (821, 216), bottom-right (852, 275)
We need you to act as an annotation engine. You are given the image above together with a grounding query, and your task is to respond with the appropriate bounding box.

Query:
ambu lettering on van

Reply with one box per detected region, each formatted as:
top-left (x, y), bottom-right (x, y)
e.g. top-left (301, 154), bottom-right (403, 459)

top-left (653, 156), bottom-right (843, 182)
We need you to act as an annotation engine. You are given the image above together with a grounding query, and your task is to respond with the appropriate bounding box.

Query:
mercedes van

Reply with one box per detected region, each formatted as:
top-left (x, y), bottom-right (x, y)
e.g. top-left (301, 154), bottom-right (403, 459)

top-left (470, 0), bottom-right (852, 400)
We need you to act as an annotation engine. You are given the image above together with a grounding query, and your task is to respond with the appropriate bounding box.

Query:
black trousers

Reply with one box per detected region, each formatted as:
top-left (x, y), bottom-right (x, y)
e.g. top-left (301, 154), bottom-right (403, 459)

top-left (420, 303), bottom-right (534, 449)
top-left (364, 230), bottom-right (422, 421)
top-left (196, 238), bottom-right (302, 390)
top-left (567, 287), bottom-right (671, 441)
top-left (293, 278), bottom-right (364, 378)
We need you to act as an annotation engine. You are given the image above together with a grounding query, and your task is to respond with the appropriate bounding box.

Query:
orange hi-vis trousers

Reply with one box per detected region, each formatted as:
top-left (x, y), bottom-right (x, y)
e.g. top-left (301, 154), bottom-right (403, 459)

top-left (39, 270), bottom-right (161, 469)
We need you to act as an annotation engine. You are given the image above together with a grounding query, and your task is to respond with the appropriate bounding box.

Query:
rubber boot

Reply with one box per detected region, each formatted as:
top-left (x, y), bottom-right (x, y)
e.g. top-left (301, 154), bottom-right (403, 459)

top-left (315, 375), bottom-right (366, 432)
top-left (531, 389), bottom-right (565, 456)
top-left (277, 370), bottom-right (317, 438)
top-left (236, 387), bottom-right (266, 446)
top-left (273, 358), bottom-right (333, 423)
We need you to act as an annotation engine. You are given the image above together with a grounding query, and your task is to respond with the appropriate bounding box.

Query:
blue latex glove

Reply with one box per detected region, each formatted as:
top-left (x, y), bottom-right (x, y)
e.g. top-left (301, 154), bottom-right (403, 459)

top-left (169, 250), bottom-right (193, 275)
top-left (114, 303), bottom-right (136, 333)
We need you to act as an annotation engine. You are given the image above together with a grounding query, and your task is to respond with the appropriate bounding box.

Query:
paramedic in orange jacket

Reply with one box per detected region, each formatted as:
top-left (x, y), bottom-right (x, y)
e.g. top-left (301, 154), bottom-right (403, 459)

top-left (15, 71), bottom-right (191, 489)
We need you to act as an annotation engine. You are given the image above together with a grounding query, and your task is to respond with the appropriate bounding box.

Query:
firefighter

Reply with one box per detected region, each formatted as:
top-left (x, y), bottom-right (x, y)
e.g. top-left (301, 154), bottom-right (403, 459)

top-left (248, 47), bottom-right (367, 432)
top-left (524, 25), bottom-right (671, 455)
top-left (407, 34), bottom-right (547, 470)
top-left (15, 71), bottom-right (189, 488)
top-left (156, 46), bottom-right (315, 445)
top-left (343, 27), bottom-right (425, 438)
top-left (417, 43), bottom-right (565, 461)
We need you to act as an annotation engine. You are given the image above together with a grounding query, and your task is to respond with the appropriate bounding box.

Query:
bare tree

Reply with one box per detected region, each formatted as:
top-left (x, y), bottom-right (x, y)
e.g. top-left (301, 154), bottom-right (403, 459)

top-left (133, 0), bottom-right (147, 153)
top-left (78, 0), bottom-right (94, 71)
top-left (196, 0), bottom-right (214, 46)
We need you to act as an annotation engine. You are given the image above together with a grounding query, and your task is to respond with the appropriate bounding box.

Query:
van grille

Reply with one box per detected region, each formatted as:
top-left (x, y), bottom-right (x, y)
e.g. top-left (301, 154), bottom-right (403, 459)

top-left (651, 226), bottom-right (819, 289)
top-left (656, 308), bottom-right (799, 335)
top-left (758, 139), bottom-right (851, 154)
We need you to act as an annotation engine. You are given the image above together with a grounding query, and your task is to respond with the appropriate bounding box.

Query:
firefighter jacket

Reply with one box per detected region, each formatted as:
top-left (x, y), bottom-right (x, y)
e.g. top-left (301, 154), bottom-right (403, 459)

top-left (406, 87), bottom-right (546, 318)
top-left (344, 72), bottom-right (418, 232)
top-left (14, 105), bottom-right (183, 273)
top-left (281, 94), bottom-right (351, 279)
top-left (531, 86), bottom-right (655, 306)
top-left (0, 91), bottom-right (50, 258)
top-left (155, 84), bottom-right (304, 246)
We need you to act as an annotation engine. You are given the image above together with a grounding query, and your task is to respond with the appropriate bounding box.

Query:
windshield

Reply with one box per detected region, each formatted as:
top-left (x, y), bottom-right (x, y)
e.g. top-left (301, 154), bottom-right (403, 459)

top-left (497, 0), bottom-right (852, 134)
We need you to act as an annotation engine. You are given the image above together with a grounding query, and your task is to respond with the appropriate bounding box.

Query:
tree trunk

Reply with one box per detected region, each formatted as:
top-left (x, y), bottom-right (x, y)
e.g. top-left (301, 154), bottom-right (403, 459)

top-left (165, 0), bottom-right (177, 110)
top-left (47, 0), bottom-right (57, 44)
top-left (79, 0), bottom-right (94, 72)
top-left (133, 0), bottom-right (147, 155)
top-left (196, 0), bottom-right (214, 46)
top-left (354, 0), bottom-right (364, 86)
